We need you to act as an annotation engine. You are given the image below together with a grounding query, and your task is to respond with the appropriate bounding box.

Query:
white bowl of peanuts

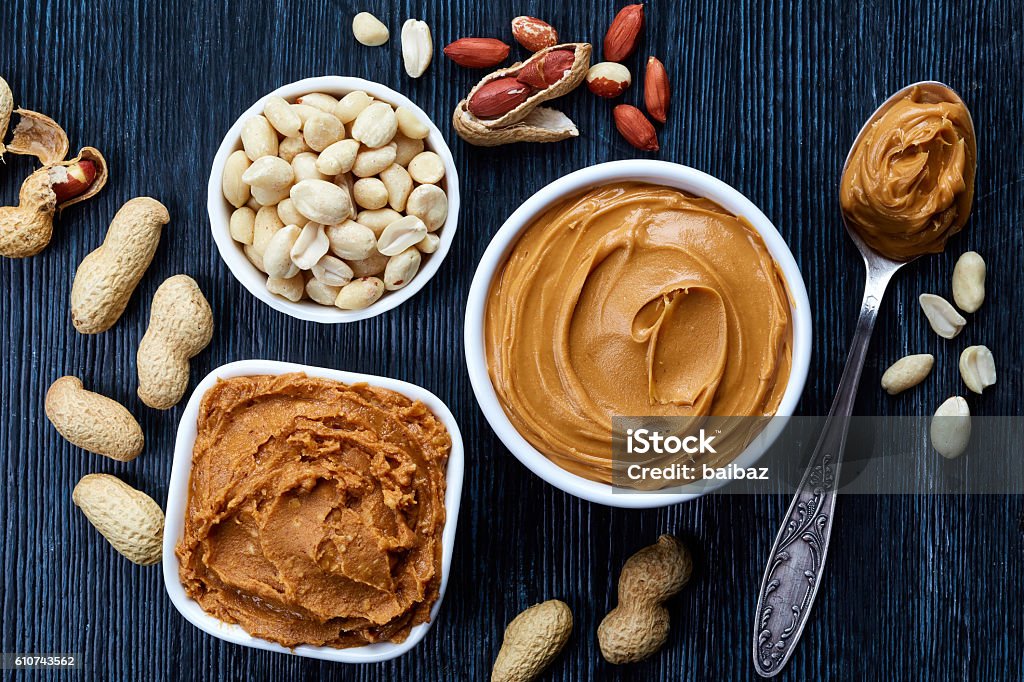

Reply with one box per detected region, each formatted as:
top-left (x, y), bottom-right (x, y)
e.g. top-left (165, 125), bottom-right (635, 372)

top-left (208, 76), bottom-right (459, 322)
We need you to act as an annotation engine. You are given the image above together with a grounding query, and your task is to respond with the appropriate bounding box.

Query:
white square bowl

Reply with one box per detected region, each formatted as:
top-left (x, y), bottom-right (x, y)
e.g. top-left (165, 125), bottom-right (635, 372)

top-left (161, 359), bottom-right (464, 663)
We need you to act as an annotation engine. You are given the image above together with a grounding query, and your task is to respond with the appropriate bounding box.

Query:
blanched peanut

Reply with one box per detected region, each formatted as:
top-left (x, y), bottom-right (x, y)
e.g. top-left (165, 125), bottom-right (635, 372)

top-left (408, 151), bottom-right (445, 184)
top-left (356, 208), bottom-right (403, 237)
top-left (276, 198), bottom-right (304, 226)
top-left (266, 273), bottom-right (305, 301)
top-left (291, 179), bottom-right (353, 224)
top-left (306, 278), bottom-right (342, 305)
top-left (353, 178), bottom-right (389, 209)
top-left (290, 221), bottom-right (330, 270)
top-left (245, 196), bottom-right (262, 211)
top-left (395, 106), bottom-right (429, 139)
top-left (333, 174), bottom-right (357, 220)
top-left (351, 102), bottom-right (398, 148)
top-left (296, 92), bottom-right (339, 113)
top-left (252, 205), bottom-right (284, 254)
top-left (931, 396), bottom-right (971, 459)
top-left (244, 244), bottom-right (267, 273)
top-left (348, 251), bottom-right (389, 277)
top-left (312, 254), bottom-right (354, 286)
top-left (377, 215), bottom-right (427, 256)
top-left (379, 163), bottom-right (413, 212)
top-left (327, 220), bottom-right (377, 260)
top-left (352, 12), bottom-right (390, 46)
top-left (334, 91), bottom-right (374, 124)
top-left (406, 184), bottom-right (448, 231)
top-left (278, 135), bottom-right (312, 163)
top-left (241, 156), bottom-right (294, 190)
top-left (264, 95), bottom-right (302, 137)
top-left (353, 142), bottom-right (397, 177)
top-left (241, 115), bottom-right (279, 160)
top-left (316, 139), bottom-right (360, 175)
top-left (417, 232), bottom-right (440, 254)
top-left (952, 251), bottom-right (985, 313)
top-left (263, 224), bottom-right (301, 278)
top-left (291, 103), bottom-right (320, 125)
top-left (335, 277), bottom-right (385, 309)
top-left (229, 207), bottom-right (256, 244)
top-left (250, 183), bottom-right (290, 206)
top-left (394, 133), bottom-right (425, 166)
top-left (919, 294), bottom-right (965, 339)
top-left (401, 19), bottom-right (433, 79)
top-left (222, 150), bottom-right (252, 208)
top-left (384, 247), bottom-right (421, 290)
top-left (303, 112), bottom-right (345, 152)
top-left (959, 345), bottom-right (996, 394)
top-left (880, 354), bottom-right (933, 395)
top-left (291, 152), bottom-right (328, 183)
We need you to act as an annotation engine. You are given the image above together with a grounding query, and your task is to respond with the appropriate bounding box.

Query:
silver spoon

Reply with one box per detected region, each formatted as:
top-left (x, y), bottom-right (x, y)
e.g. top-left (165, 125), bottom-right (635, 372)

top-left (751, 81), bottom-right (976, 677)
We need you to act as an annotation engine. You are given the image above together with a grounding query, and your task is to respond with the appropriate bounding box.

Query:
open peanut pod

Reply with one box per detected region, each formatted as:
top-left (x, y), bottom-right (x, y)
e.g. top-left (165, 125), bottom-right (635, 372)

top-left (453, 105), bottom-right (581, 147)
top-left (6, 108), bottom-right (70, 165)
top-left (453, 42), bottom-right (591, 146)
top-left (0, 146), bottom-right (108, 258)
top-left (0, 76), bottom-right (70, 163)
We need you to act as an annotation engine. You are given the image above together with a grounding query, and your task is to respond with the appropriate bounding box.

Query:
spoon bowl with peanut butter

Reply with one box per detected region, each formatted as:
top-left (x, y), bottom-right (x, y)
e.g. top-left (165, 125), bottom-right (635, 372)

top-left (753, 81), bottom-right (976, 677)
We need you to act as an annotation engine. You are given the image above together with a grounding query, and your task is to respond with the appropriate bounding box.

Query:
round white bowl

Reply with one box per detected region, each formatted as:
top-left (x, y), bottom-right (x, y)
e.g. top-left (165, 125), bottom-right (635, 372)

top-left (207, 76), bottom-right (461, 323)
top-left (464, 160), bottom-right (812, 508)
top-left (162, 359), bottom-right (464, 663)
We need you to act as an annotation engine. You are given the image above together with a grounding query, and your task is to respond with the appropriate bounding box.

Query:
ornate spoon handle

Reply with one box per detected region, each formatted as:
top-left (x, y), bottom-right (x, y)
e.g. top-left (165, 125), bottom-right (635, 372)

top-left (752, 265), bottom-right (897, 677)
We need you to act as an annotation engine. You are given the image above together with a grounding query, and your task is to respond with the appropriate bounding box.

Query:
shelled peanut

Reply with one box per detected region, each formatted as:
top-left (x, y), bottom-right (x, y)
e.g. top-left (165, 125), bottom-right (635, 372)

top-left (222, 90), bottom-right (449, 310)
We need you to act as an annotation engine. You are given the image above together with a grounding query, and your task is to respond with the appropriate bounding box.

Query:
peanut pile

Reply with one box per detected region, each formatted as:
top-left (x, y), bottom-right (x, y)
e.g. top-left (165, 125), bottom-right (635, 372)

top-left (222, 90), bottom-right (449, 310)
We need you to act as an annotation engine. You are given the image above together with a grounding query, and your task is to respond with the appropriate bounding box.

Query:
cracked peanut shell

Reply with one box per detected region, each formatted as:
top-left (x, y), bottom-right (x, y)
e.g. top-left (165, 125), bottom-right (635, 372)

top-left (453, 42), bottom-right (591, 146)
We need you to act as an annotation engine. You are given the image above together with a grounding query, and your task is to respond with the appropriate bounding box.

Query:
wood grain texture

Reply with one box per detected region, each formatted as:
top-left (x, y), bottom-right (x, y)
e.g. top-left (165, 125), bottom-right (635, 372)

top-left (2, 0), bottom-right (1023, 680)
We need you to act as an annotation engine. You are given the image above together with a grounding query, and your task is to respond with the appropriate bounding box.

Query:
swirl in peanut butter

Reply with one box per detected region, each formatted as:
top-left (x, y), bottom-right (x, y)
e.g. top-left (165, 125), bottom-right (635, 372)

top-left (485, 184), bottom-right (793, 484)
top-left (840, 88), bottom-right (975, 260)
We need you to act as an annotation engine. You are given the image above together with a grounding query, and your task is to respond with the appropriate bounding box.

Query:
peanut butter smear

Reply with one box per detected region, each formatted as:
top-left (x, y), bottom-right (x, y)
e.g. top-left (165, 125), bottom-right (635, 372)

top-left (485, 184), bottom-right (793, 484)
top-left (840, 88), bottom-right (975, 260)
top-left (176, 373), bottom-right (450, 649)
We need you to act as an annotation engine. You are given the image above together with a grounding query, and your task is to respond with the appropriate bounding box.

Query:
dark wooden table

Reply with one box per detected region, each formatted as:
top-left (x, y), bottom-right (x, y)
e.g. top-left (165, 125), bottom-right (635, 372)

top-left (2, 1), bottom-right (1022, 680)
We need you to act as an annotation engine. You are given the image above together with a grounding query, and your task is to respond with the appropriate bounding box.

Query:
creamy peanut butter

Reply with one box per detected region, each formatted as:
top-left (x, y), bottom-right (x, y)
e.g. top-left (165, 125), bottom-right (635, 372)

top-left (840, 87), bottom-right (975, 260)
top-left (176, 373), bottom-right (450, 649)
top-left (485, 183), bottom-right (793, 484)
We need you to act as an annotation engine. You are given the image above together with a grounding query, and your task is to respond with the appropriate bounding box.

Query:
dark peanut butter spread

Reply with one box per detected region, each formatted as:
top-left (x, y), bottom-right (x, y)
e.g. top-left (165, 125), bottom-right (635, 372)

top-left (176, 373), bottom-right (450, 649)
